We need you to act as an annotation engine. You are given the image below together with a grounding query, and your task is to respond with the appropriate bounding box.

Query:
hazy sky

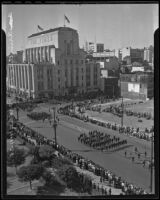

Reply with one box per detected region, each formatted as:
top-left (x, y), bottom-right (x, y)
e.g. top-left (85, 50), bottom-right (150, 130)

top-left (2, 4), bottom-right (159, 55)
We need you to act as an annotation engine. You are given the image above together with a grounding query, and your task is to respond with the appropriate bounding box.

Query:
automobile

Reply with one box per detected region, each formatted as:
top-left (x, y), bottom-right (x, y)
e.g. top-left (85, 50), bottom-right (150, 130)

top-left (32, 99), bottom-right (43, 103)
top-left (138, 119), bottom-right (143, 122)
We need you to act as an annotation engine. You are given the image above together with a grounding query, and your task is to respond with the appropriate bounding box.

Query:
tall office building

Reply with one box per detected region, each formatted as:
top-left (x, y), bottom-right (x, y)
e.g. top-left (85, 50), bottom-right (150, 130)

top-left (7, 27), bottom-right (100, 99)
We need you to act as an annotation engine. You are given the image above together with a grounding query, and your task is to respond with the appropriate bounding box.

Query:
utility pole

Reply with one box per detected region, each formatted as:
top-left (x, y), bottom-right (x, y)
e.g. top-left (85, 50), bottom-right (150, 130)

top-left (113, 85), bottom-right (115, 99)
top-left (16, 107), bottom-right (19, 120)
top-left (121, 96), bottom-right (124, 127)
top-left (52, 107), bottom-right (58, 149)
top-left (120, 73), bottom-right (124, 128)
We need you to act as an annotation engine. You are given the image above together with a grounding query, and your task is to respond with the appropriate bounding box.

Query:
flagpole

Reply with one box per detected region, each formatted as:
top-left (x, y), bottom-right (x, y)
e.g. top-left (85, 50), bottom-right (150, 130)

top-left (64, 15), bottom-right (65, 27)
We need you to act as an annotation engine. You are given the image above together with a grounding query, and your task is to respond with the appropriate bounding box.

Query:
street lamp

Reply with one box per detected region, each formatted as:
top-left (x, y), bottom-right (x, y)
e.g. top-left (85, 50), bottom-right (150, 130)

top-left (119, 74), bottom-right (124, 128)
top-left (16, 106), bottom-right (19, 121)
top-left (121, 96), bottom-right (124, 128)
top-left (52, 107), bottom-right (58, 149)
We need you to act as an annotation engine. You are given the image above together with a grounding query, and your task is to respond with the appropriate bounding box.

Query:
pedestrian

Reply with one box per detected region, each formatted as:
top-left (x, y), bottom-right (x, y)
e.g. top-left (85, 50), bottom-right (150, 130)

top-left (109, 188), bottom-right (112, 195)
top-left (138, 153), bottom-right (140, 159)
top-left (143, 160), bottom-right (145, 167)
top-left (144, 151), bottom-right (147, 157)
top-left (135, 147), bottom-right (138, 152)
top-left (125, 151), bottom-right (127, 157)
top-left (132, 156), bottom-right (134, 163)
top-left (97, 183), bottom-right (99, 192)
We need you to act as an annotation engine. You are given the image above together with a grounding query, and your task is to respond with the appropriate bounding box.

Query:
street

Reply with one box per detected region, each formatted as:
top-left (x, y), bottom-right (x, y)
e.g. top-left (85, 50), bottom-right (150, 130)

top-left (14, 103), bottom-right (155, 193)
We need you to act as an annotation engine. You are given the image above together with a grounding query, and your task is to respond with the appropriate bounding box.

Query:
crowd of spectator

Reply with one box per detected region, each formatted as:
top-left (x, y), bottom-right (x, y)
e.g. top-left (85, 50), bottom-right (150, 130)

top-left (78, 130), bottom-right (127, 151)
top-left (7, 102), bottom-right (37, 112)
top-left (58, 105), bottom-right (154, 142)
top-left (102, 105), bottom-right (153, 120)
top-left (10, 121), bottom-right (148, 195)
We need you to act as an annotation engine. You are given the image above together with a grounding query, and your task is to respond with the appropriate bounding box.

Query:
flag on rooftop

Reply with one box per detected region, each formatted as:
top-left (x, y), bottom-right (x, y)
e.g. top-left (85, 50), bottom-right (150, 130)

top-left (64, 15), bottom-right (70, 23)
top-left (37, 25), bottom-right (44, 31)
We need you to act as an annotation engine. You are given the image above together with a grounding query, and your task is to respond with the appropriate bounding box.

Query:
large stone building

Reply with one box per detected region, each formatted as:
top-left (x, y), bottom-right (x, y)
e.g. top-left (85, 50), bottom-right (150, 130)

top-left (7, 27), bottom-right (100, 99)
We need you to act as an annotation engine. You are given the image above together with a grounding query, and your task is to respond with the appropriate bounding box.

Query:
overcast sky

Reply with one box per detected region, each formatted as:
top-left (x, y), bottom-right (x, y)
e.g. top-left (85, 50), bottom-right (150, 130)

top-left (2, 4), bottom-right (159, 55)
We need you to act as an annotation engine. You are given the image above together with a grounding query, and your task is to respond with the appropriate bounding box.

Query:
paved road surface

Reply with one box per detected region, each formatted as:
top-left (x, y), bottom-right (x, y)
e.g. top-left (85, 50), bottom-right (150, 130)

top-left (12, 104), bottom-right (155, 193)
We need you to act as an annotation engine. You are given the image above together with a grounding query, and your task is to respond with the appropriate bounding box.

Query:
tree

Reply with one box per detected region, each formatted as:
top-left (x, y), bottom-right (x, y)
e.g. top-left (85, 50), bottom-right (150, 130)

top-left (28, 146), bottom-right (40, 162)
top-left (7, 147), bottom-right (26, 174)
top-left (38, 145), bottom-right (55, 161)
top-left (42, 170), bottom-right (63, 187)
top-left (17, 164), bottom-right (44, 189)
top-left (57, 165), bottom-right (83, 192)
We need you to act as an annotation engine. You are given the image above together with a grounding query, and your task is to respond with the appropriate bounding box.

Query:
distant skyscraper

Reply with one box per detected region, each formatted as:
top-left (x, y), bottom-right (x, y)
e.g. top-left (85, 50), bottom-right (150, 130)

top-left (84, 41), bottom-right (104, 53)
top-left (144, 45), bottom-right (154, 63)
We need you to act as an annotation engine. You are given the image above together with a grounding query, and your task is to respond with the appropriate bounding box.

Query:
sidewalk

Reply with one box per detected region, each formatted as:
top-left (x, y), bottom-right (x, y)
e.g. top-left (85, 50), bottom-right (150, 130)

top-left (74, 165), bottom-right (123, 195)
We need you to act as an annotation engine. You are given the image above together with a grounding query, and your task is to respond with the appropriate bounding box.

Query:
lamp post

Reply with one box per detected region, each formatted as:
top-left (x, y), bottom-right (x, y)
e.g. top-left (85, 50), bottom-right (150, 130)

top-left (15, 93), bottom-right (19, 121)
top-left (16, 106), bottom-right (19, 121)
top-left (120, 73), bottom-right (124, 128)
top-left (52, 107), bottom-right (58, 149)
top-left (121, 96), bottom-right (124, 128)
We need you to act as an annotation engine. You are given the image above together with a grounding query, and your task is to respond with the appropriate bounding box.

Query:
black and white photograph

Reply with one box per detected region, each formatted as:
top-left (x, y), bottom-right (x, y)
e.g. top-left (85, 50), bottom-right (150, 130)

top-left (1, 2), bottom-right (159, 198)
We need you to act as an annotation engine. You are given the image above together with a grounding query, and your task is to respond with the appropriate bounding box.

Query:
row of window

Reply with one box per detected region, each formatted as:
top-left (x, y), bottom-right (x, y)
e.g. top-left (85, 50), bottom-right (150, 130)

top-left (37, 68), bottom-right (43, 79)
top-left (38, 81), bottom-right (44, 91)
top-left (64, 59), bottom-right (84, 65)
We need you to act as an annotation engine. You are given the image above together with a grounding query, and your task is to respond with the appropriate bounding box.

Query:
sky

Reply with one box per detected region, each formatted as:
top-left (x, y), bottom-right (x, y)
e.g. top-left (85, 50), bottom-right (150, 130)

top-left (2, 4), bottom-right (159, 55)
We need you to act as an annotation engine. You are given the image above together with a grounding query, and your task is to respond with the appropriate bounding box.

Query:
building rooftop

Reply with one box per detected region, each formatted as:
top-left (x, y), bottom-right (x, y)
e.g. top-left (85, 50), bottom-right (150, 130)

top-left (28, 27), bottom-right (77, 38)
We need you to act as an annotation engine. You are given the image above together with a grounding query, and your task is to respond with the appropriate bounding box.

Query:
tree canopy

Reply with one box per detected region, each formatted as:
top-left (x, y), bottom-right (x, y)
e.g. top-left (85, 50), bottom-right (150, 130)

top-left (7, 147), bottom-right (26, 173)
top-left (17, 164), bottom-right (44, 189)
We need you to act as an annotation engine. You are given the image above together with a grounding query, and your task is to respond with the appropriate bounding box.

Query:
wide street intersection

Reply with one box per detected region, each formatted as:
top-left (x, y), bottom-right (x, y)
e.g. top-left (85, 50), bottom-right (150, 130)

top-left (11, 101), bottom-right (155, 193)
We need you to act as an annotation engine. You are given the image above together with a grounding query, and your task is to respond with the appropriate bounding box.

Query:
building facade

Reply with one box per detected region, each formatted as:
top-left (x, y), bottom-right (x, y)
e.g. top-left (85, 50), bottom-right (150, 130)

top-left (100, 77), bottom-right (119, 98)
top-left (144, 46), bottom-right (154, 64)
top-left (120, 72), bottom-right (153, 100)
top-left (84, 42), bottom-right (104, 53)
top-left (85, 61), bottom-right (101, 93)
top-left (115, 47), bottom-right (144, 63)
top-left (7, 27), bottom-right (101, 98)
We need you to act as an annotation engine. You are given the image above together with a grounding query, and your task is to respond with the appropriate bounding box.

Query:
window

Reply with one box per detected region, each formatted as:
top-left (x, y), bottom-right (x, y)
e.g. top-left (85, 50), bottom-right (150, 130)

top-left (41, 69), bottom-right (43, 79)
top-left (58, 70), bottom-right (60, 74)
top-left (65, 68), bottom-right (67, 77)
top-left (57, 61), bottom-right (60, 65)
top-left (70, 59), bottom-right (73, 64)
top-left (65, 81), bottom-right (67, 87)
top-left (65, 59), bottom-right (67, 65)
top-left (58, 77), bottom-right (60, 82)
top-left (81, 60), bottom-right (83, 64)
top-left (76, 60), bottom-right (79, 65)
top-left (67, 43), bottom-right (70, 55)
